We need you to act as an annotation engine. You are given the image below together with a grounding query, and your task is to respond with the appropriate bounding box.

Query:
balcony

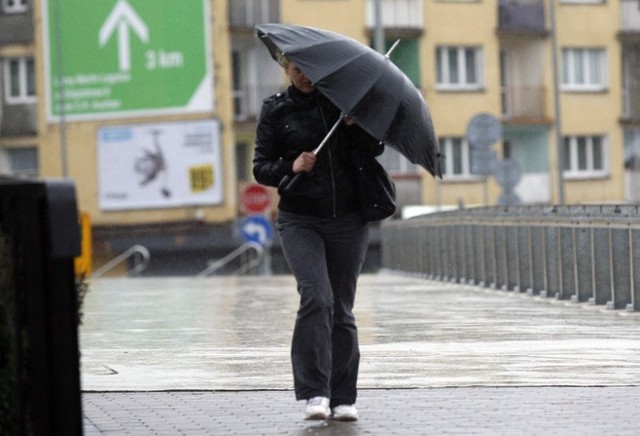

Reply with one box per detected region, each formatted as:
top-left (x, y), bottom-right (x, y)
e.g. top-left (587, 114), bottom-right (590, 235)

top-left (0, 102), bottom-right (38, 136)
top-left (501, 85), bottom-right (548, 123)
top-left (622, 43), bottom-right (640, 122)
top-left (619, 0), bottom-right (640, 40)
top-left (623, 84), bottom-right (640, 123)
top-left (498, 0), bottom-right (547, 37)
top-left (229, 0), bottom-right (279, 31)
top-left (365, 0), bottom-right (423, 33)
top-left (0, 7), bottom-right (34, 44)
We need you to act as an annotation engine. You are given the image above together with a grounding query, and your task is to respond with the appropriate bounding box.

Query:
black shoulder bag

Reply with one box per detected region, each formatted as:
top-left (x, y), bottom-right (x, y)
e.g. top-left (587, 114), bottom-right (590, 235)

top-left (353, 153), bottom-right (397, 222)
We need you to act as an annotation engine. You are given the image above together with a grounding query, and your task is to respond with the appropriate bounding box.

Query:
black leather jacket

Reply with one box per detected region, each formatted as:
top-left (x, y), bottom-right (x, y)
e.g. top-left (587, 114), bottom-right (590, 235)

top-left (254, 85), bottom-right (382, 218)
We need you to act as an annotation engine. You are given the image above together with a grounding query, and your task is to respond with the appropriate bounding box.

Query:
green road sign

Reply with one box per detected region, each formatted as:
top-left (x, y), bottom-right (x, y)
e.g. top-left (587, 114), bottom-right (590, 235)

top-left (43, 0), bottom-right (212, 121)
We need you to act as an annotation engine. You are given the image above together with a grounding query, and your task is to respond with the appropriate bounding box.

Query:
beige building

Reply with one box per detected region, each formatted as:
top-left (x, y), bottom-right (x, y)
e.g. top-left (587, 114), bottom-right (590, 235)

top-left (1, 0), bottom-right (239, 273)
top-left (2, 1), bottom-right (640, 273)
top-left (232, 0), bottom-right (639, 208)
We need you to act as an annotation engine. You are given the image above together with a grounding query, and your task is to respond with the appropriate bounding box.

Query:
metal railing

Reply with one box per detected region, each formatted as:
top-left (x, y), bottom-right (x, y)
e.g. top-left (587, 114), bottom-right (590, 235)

top-left (498, 0), bottom-right (546, 33)
top-left (501, 85), bottom-right (547, 121)
top-left (91, 244), bottom-right (150, 278)
top-left (196, 241), bottom-right (265, 277)
top-left (381, 205), bottom-right (640, 312)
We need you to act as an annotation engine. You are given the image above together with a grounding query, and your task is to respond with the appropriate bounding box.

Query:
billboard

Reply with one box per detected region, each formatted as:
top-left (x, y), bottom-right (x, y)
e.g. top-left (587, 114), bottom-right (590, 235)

top-left (97, 119), bottom-right (223, 211)
top-left (43, 0), bottom-right (212, 121)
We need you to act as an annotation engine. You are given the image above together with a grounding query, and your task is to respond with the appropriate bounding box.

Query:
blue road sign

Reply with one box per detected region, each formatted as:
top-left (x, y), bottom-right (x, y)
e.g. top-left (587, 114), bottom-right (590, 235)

top-left (240, 215), bottom-right (273, 245)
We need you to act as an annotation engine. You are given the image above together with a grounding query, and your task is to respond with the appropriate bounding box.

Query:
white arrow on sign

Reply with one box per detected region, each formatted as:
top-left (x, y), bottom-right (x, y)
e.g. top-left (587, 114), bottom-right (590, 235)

top-left (99, 0), bottom-right (149, 72)
top-left (243, 222), bottom-right (268, 245)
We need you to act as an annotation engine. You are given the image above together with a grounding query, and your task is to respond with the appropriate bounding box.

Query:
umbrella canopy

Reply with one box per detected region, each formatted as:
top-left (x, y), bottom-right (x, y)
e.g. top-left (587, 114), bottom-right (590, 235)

top-left (256, 23), bottom-right (442, 178)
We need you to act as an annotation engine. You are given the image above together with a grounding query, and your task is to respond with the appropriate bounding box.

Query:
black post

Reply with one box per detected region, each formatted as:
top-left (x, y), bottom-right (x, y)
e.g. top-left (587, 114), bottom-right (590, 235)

top-left (0, 178), bottom-right (82, 436)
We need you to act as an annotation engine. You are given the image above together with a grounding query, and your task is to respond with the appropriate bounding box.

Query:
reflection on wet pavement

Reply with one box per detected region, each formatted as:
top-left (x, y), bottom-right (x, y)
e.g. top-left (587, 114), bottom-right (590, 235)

top-left (80, 274), bottom-right (640, 391)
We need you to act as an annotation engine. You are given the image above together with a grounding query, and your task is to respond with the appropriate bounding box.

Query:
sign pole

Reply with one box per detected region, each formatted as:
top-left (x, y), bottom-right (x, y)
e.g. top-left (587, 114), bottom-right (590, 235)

top-left (54, 0), bottom-right (68, 177)
top-left (550, 0), bottom-right (566, 205)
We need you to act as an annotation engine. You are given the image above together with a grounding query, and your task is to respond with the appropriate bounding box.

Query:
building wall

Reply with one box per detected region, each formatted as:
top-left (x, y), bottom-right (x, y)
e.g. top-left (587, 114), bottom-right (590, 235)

top-left (556, 0), bottom-right (623, 204)
top-left (2, 0), bottom-right (636, 223)
top-left (28, 0), bottom-right (236, 226)
top-left (422, 0), bottom-right (502, 206)
top-left (238, 0), bottom-right (632, 208)
top-left (282, 0), bottom-right (369, 38)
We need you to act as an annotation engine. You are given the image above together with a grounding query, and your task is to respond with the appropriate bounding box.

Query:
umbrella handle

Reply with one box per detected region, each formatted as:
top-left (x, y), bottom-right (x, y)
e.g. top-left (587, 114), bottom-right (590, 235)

top-left (277, 116), bottom-right (343, 195)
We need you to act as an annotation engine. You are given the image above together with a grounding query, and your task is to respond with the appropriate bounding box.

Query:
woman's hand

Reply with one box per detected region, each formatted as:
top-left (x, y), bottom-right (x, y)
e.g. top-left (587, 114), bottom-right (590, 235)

top-left (292, 151), bottom-right (317, 174)
top-left (342, 115), bottom-right (356, 126)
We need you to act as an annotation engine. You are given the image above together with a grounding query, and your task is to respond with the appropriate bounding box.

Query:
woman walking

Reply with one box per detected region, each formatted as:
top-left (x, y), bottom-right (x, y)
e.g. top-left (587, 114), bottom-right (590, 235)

top-left (253, 57), bottom-right (382, 421)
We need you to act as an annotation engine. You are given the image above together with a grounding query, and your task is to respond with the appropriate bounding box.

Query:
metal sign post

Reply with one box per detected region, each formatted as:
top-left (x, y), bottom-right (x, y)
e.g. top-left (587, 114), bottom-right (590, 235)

top-left (467, 113), bottom-right (502, 205)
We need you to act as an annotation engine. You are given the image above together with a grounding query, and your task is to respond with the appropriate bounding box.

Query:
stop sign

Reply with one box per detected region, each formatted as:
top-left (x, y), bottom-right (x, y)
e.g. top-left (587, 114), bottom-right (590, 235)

top-left (240, 183), bottom-right (271, 214)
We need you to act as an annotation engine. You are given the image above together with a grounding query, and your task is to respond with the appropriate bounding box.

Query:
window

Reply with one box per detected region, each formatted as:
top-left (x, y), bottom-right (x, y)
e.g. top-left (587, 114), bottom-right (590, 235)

top-left (231, 42), bottom-right (283, 121)
top-left (2, 0), bottom-right (28, 14)
top-left (0, 147), bottom-right (39, 178)
top-left (3, 57), bottom-right (36, 104)
top-left (563, 135), bottom-right (607, 177)
top-left (377, 147), bottom-right (418, 175)
top-left (436, 46), bottom-right (482, 90)
top-left (365, 0), bottom-right (423, 29)
top-left (439, 137), bottom-right (478, 178)
top-left (562, 48), bottom-right (607, 91)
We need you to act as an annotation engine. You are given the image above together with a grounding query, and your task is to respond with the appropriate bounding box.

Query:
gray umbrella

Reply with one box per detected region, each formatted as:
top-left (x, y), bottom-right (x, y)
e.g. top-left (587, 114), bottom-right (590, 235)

top-left (256, 23), bottom-right (443, 178)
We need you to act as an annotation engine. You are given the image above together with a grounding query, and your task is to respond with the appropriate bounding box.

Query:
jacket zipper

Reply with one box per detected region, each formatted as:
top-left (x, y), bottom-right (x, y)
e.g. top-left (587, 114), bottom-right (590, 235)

top-left (318, 103), bottom-right (337, 218)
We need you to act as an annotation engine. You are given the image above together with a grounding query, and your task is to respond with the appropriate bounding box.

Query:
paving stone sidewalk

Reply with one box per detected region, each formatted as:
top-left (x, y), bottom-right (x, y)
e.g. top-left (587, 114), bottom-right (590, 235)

top-left (83, 386), bottom-right (640, 435)
top-left (80, 274), bottom-right (640, 435)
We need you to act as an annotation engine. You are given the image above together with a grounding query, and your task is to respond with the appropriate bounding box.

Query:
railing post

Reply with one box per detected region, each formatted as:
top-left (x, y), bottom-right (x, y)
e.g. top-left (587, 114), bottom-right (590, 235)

top-left (573, 223), bottom-right (593, 303)
top-left (608, 225), bottom-right (632, 310)
top-left (490, 225), bottom-right (498, 289)
top-left (513, 225), bottom-right (522, 292)
top-left (526, 225), bottom-right (535, 294)
top-left (629, 227), bottom-right (639, 312)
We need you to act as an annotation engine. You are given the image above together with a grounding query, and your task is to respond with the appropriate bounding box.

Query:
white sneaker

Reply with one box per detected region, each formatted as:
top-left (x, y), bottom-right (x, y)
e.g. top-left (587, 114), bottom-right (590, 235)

top-left (304, 396), bottom-right (330, 420)
top-left (332, 404), bottom-right (359, 421)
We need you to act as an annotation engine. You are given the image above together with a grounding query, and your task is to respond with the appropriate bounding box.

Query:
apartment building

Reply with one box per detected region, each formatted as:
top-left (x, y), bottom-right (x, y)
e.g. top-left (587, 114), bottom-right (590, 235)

top-left (0, 0), bottom-right (238, 273)
top-left (232, 0), bottom-right (640, 206)
top-left (1, 1), bottom-right (639, 272)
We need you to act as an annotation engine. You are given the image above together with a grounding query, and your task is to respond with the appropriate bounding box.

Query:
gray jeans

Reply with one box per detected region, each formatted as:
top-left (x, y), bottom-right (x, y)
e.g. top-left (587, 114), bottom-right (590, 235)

top-left (277, 211), bottom-right (370, 407)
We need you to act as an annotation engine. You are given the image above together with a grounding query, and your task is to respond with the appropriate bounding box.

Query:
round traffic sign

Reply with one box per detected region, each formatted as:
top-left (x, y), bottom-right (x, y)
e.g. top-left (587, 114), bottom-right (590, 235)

top-left (470, 148), bottom-right (498, 177)
top-left (467, 113), bottom-right (502, 150)
top-left (240, 215), bottom-right (273, 245)
top-left (240, 183), bottom-right (271, 214)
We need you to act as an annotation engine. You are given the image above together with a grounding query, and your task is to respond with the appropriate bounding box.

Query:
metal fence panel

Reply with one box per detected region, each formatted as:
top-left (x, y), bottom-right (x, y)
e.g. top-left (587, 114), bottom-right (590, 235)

top-left (381, 205), bottom-right (640, 312)
top-left (574, 227), bottom-right (593, 303)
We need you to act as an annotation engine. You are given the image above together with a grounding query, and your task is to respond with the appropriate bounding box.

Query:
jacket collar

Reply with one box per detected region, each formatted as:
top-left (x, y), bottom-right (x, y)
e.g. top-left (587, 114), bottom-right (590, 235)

top-left (288, 84), bottom-right (321, 105)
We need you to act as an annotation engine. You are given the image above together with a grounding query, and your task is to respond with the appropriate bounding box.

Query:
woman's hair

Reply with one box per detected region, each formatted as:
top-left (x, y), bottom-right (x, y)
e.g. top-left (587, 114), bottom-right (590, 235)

top-left (276, 51), bottom-right (289, 68)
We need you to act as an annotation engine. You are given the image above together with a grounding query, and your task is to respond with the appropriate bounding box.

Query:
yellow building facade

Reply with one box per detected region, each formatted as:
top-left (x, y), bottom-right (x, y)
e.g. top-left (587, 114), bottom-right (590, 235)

top-left (1, 1), bottom-right (639, 274)
top-left (271, 0), bottom-right (632, 208)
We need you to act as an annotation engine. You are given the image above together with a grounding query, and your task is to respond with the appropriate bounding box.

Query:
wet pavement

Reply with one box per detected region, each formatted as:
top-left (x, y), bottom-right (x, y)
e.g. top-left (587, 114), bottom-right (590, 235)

top-left (80, 273), bottom-right (640, 434)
